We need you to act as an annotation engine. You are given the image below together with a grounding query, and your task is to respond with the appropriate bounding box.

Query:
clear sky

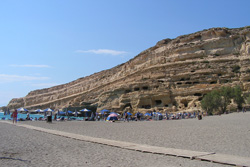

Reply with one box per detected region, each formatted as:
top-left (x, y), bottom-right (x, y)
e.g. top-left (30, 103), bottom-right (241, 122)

top-left (0, 0), bottom-right (249, 107)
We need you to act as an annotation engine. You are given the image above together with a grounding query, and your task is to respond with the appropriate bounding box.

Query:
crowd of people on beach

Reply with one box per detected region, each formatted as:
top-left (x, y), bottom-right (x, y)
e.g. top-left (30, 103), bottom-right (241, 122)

top-left (1, 107), bottom-right (248, 123)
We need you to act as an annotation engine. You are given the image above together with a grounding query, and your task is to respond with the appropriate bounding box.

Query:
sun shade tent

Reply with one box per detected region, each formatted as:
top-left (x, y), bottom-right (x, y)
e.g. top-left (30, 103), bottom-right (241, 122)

top-left (144, 113), bottom-right (151, 116)
top-left (44, 108), bottom-right (54, 112)
top-left (35, 109), bottom-right (43, 113)
top-left (66, 110), bottom-right (73, 115)
top-left (107, 113), bottom-right (118, 121)
top-left (73, 110), bottom-right (81, 117)
top-left (127, 112), bottom-right (132, 116)
top-left (80, 108), bottom-right (91, 112)
top-left (80, 108), bottom-right (92, 117)
top-left (17, 107), bottom-right (28, 112)
top-left (109, 112), bottom-right (118, 116)
top-left (58, 111), bottom-right (66, 115)
top-left (100, 109), bottom-right (110, 114)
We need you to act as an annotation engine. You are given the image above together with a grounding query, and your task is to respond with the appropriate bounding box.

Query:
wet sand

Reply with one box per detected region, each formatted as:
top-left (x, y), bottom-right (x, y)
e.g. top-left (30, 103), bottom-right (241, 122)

top-left (1, 112), bottom-right (249, 167)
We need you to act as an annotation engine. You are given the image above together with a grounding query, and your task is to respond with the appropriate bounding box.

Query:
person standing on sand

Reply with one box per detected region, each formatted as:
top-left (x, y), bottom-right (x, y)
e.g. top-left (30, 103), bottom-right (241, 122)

top-left (124, 111), bottom-right (129, 122)
top-left (54, 113), bottom-right (57, 120)
top-left (12, 109), bottom-right (18, 123)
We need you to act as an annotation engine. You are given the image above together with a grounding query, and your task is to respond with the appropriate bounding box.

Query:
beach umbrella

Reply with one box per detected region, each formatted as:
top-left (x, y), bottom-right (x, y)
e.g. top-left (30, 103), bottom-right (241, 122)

top-left (44, 108), bottom-right (54, 117)
top-left (135, 112), bottom-right (141, 116)
top-left (100, 109), bottom-right (110, 114)
top-left (144, 113), bottom-right (151, 116)
top-left (67, 110), bottom-right (73, 114)
top-left (44, 108), bottom-right (54, 112)
top-left (35, 109), bottom-right (43, 113)
top-left (80, 108), bottom-right (91, 117)
top-left (17, 107), bottom-right (28, 112)
top-left (58, 111), bottom-right (66, 116)
top-left (127, 112), bottom-right (132, 116)
top-left (73, 111), bottom-right (81, 116)
top-left (80, 108), bottom-right (91, 112)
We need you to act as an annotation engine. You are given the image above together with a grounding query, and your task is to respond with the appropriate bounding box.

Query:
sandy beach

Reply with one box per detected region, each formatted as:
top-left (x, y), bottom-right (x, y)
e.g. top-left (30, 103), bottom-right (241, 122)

top-left (1, 112), bottom-right (250, 167)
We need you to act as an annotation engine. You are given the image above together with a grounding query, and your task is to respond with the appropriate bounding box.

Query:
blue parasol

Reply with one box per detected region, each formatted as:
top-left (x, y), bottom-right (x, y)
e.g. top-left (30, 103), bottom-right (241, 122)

top-left (58, 111), bottom-right (66, 115)
top-left (44, 108), bottom-right (54, 112)
top-left (100, 109), bottom-right (110, 114)
top-left (127, 112), bottom-right (132, 116)
top-left (67, 110), bottom-right (73, 114)
top-left (35, 109), bottom-right (43, 113)
top-left (17, 107), bottom-right (28, 112)
top-left (144, 113), bottom-right (151, 116)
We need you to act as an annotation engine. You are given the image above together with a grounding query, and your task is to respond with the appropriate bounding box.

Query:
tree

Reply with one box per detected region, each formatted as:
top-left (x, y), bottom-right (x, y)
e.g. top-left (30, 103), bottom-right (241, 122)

top-left (232, 86), bottom-right (244, 109)
top-left (201, 86), bottom-right (245, 115)
top-left (201, 90), bottom-right (221, 115)
top-left (246, 94), bottom-right (250, 105)
top-left (219, 86), bottom-right (234, 114)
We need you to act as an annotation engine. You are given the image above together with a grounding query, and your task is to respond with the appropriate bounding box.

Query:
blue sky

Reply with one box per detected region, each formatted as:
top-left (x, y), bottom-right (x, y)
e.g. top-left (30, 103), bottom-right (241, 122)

top-left (0, 0), bottom-right (249, 107)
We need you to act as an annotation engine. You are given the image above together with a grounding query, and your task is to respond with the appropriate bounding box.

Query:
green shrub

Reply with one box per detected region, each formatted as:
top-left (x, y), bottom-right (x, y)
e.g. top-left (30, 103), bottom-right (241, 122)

top-left (201, 86), bottom-right (244, 114)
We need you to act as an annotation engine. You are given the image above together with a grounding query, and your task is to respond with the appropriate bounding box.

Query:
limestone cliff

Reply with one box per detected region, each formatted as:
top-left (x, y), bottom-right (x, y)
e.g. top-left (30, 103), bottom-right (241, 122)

top-left (7, 26), bottom-right (250, 113)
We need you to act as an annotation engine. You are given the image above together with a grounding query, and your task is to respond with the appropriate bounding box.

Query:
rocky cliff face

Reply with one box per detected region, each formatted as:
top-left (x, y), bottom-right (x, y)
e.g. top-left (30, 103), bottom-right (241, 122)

top-left (7, 26), bottom-right (250, 113)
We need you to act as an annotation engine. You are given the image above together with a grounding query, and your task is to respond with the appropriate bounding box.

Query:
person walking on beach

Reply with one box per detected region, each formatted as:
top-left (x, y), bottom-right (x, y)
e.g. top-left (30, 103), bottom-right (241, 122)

top-left (136, 111), bottom-right (141, 121)
top-left (12, 109), bottom-right (18, 123)
top-left (124, 111), bottom-right (129, 122)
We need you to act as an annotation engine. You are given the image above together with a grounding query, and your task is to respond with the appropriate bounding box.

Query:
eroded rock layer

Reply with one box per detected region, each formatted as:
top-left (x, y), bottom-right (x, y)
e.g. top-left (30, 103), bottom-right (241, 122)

top-left (7, 26), bottom-right (250, 113)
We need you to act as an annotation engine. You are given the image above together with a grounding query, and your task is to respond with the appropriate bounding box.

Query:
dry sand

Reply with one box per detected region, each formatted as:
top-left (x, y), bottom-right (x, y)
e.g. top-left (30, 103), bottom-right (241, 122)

top-left (1, 112), bottom-right (250, 167)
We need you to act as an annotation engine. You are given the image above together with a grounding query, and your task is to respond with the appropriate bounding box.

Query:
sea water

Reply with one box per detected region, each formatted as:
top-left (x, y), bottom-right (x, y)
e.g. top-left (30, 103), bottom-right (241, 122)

top-left (0, 112), bottom-right (84, 121)
top-left (0, 112), bottom-right (45, 121)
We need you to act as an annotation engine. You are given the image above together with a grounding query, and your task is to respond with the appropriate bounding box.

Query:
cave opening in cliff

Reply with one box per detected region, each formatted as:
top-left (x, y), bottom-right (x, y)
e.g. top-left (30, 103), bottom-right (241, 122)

top-left (185, 82), bottom-right (192, 84)
top-left (141, 105), bottom-right (151, 109)
top-left (194, 93), bottom-right (202, 96)
top-left (123, 103), bottom-right (132, 110)
top-left (210, 81), bottom-right (217, 84)
top-left (222, 79), bottom-right (230, 83)
top-left (142, 86), bottom-right (149, 90)
top-left (125, 89), bottom-right (131, 93)
top-left (134, 87), bottom-right (140, 91)
top-left (155, 100), bottom-right (162, 105)
top-left (181, 99), bottom-right (188, 108)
